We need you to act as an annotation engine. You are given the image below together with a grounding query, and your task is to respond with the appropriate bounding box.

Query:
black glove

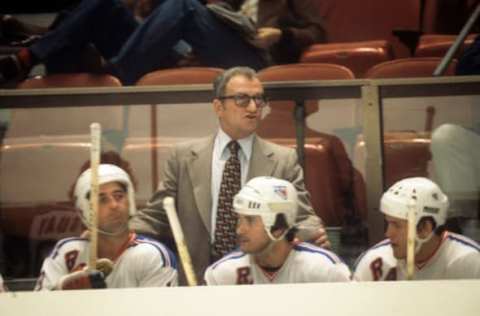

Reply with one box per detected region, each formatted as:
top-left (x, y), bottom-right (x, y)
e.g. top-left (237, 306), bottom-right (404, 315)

top-left (57, 269), bottom-right (106, 290)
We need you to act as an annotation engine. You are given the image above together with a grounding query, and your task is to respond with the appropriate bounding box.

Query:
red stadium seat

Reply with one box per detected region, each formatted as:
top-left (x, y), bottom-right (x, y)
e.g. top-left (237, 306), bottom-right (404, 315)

top-left (136, 67), bottom-right (223, 85)
top-left (10, 73), bottom-right (123, 138)
top-left (414, 34), bottom-right (478, 58)
top-left (362, 59), bottom-right (443, 193)
top-left (16, 73), bottom-right (122, 88)
top-left (365, 57), bottom-right (457, 78)
top-left (258, 64), bottom-right (365, 226)
top-left (317, 0), bottom-right (421, 57)
top-left (300, 40), bottom-right (394, 78)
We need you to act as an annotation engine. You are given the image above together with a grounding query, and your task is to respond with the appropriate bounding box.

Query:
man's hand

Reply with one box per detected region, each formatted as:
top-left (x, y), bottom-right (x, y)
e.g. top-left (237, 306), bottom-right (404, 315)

top-left (251, 27), bottom-right (282, 49)
top-left (57, 270), bottom-right (107, 290)
top-left (295, 226), bottom-right (332, 249)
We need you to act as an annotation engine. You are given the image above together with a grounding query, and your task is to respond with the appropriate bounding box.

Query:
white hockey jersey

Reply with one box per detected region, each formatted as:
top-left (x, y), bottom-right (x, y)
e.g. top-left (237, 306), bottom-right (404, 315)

top-left (35, 233), bottom-right (178, 290)
top-left (204, 242), bottom-right (351, 285)
top-left (353, 232), bottom-right (480, 281)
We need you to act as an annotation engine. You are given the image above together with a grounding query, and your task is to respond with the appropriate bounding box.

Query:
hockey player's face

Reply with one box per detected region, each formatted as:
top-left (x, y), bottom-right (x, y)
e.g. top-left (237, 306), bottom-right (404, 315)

top-left (98, 182), bottom-right (130, 234)
top-left (236, 214), bottom-right (271, 253)
top-left (385, 215), bottom-right (408, 259)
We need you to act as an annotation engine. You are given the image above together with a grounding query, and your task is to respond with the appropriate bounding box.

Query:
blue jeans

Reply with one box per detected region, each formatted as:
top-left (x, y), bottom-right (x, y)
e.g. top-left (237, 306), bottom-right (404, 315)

top-left (30, 0), bottom-right (267, 84)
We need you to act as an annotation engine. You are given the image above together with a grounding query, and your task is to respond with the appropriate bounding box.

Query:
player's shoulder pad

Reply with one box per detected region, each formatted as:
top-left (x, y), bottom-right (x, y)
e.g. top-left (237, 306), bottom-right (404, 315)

top-left (353, 239), bottom-right (391, 269)
top-left (293, 242), bottom-right (345, 265)
top-left (133, 235), bottom-right (178, 269)
top-left (447, 232), bottom-right (480, 252)
top-left (210, 250), bottom-right (246, 270)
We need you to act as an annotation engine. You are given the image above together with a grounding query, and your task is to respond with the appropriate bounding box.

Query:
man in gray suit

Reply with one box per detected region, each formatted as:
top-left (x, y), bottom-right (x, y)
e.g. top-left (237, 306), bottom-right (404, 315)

top-left (130, 66), bottom-right (329, 284)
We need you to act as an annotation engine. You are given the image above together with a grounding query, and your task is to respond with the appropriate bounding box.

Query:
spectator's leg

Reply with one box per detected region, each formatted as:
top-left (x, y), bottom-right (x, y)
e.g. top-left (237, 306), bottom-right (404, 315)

top-left (110, 0), bottom-right (267, 84)
top-left (29, 0), bottom-right (138, 68)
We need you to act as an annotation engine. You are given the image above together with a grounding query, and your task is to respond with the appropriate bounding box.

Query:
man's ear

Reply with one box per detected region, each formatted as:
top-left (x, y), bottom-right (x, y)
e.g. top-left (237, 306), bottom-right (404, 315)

top-left (213, 98), bottom-right (223, 116)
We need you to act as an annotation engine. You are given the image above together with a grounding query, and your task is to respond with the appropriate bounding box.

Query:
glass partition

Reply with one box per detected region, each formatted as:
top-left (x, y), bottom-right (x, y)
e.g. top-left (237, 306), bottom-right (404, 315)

top-left (1, 77), bottom-right (479, 286)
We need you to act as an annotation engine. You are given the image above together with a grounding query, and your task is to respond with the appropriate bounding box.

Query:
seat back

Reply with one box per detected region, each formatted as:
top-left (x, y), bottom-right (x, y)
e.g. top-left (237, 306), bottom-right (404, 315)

top-left (300, 40), bottom-right (394, 78)
top-left (135, 67), bottom-right (224, 193)
top-left (365, 57), bottom-right (458, 78)
top-left (414, 34), bottom-right (478, 58)
top-left (16, 73), bottom-right (122, 88)
top-left (257, 64), bottom-right (363, 226)
top-left (318, 0), bottom-right (421, 57)
top-left (136, 67), bottom-right (224, 85)
top-left (9, 73), bottom-right (123, 138)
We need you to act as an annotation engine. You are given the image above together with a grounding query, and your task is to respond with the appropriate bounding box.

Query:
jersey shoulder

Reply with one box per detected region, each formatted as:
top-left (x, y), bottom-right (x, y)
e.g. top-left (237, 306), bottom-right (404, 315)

top-left (130, 234), bottom-right (177, 269)
top-left (445, 232), bottom-right (480, 253)
top-left (205, 250), bottom-right (250, 285)
top-left (355, 239), bottom-right (393, 266)
top-left (293, 242), bottom-right (345, 265)
top-left (49, 237), bottom-right (88, 258)
top-left (209, 250), bottom-right (249, 271)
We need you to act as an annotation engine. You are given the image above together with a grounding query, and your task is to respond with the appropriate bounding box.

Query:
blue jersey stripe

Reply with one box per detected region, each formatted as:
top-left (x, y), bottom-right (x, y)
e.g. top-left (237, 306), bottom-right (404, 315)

top-left (51, 237), bottom-right (88, 259)
top-left (293, 243), bottom-right (338, 264)
top-left (211, 251), bottom-right (246, 270)
top-left (135, 235), bottom-right (178, 269)
top-left (448, 235), bottom-right (480, 252)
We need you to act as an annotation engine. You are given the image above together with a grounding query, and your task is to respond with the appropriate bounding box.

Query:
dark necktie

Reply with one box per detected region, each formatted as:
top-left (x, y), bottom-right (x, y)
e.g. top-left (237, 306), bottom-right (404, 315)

top-left (213, 141), bottom-right (241, 258)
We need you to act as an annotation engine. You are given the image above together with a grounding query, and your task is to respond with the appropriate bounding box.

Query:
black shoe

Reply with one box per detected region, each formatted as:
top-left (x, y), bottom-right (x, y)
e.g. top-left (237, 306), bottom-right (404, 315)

top-left (0, 55), bottom-right (29, 85)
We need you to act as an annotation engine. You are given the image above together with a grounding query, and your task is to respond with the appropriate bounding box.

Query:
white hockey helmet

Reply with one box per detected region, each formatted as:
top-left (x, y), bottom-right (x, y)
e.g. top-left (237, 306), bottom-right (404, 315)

top-left (233, 176), bottom-right (298, 240)
top-left (73, 164), bottom-right (137, 227)
top-left (380, 177), bottom-right (449, 228)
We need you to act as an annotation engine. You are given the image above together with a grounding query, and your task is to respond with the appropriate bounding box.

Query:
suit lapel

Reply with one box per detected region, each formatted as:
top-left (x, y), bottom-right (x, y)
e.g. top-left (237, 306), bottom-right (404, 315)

top-left (187, 136), bottom-right (215, 234)
top-left (247, 136), bottom-right (276, 180)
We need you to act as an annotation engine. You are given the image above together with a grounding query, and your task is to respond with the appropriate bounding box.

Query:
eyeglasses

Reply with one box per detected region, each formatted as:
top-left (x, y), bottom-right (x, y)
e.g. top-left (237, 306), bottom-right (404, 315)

top-left (218, 94), bottom-right (268, 108)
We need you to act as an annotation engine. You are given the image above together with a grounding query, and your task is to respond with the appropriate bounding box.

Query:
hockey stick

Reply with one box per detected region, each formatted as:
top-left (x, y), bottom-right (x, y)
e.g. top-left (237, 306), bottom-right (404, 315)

top-left (164, 197), bottom-right (198, 286)
top-left (406, 201), bottom-right (416, 280)
top-left (88, 122), bottom-right (101, 271)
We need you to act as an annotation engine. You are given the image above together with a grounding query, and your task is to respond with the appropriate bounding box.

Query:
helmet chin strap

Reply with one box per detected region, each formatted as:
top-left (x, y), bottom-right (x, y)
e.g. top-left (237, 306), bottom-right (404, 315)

top-left (254, 227), bottom-right (288, 256)
top-left (80, 213), bottom-right (129, 237)
top-left (414, 231), bottom-right (434, 254)
top-left (98, 225), bottom-right (129, 237)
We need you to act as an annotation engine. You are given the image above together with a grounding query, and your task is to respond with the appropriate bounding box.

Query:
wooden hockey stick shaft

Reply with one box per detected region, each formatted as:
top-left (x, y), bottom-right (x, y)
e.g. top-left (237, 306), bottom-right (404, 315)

top-left (406, 202), bottom-right (416, 280)
top-left (89, 123), bottom-right (101, 270)
top-left (164, 197), bottom-right (198, 286)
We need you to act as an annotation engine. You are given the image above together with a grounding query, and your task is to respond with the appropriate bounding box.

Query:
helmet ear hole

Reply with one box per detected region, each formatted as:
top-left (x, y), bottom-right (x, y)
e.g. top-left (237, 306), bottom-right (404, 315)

top-left (233, 176), bottom-right (298, 237)
top-left (270, 214), bottom-right (289, 233)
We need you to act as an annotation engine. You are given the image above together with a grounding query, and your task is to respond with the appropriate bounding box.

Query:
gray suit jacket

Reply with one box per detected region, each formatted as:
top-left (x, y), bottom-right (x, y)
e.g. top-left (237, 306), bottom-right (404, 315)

top-left (130, 134), bottom-right (321, 284)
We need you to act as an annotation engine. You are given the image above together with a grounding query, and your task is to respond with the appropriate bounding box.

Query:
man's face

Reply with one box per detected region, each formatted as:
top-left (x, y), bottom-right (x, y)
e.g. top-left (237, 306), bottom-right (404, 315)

top-left (97, 182), bottom-right (130, 235)
top-left (214, 75), bottom-right (264, 140)
top-left (385, 214), bottom-right (408, 259)
top-left (236, 214), bottom-right (271, 254)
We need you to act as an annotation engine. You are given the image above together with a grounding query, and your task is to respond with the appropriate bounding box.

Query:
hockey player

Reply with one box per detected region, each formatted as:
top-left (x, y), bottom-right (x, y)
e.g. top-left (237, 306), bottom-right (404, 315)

top-left (204, 176), bottom-right (350, 285)
top-left (354, 177), bottom-right (480, 281)
top-left (35, 164), bottom-right (178, 290)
